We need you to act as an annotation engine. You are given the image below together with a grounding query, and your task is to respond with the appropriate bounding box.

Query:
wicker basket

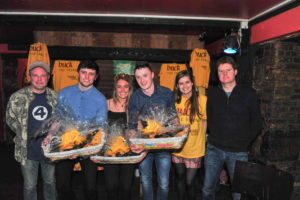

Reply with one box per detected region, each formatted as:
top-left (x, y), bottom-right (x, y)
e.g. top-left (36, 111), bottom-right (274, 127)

top-left (91, 152), bottom-right (147, 164)
top-left (42, 130), bottom-right (106, 161)
top-left (129, 125), bottom-right (188, 150)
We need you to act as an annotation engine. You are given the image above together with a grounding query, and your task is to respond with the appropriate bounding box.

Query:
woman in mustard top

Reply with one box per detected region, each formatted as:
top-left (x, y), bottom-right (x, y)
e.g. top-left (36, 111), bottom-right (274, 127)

top-left (172, 70), bottom-right (207, 200)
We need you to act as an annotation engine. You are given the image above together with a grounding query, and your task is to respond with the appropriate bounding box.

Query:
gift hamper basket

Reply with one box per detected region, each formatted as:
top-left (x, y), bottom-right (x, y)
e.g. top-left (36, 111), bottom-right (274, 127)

top-left (91, 151), bottom-right (147, 164)
top-left (42, 128), bottom-right (106, 161)
top-left (91, 121), bottom-right (147, 164)
top-left (129, 123), bottom-right (188, 150)
top-left (37, 111), bottom-right (106, 161)
top-left (128, 105), bottom-right (189, 150)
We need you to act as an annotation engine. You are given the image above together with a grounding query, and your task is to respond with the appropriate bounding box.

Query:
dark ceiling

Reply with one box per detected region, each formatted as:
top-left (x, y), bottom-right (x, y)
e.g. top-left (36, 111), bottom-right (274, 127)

top-left (0, 0), bottom-right (298, 46)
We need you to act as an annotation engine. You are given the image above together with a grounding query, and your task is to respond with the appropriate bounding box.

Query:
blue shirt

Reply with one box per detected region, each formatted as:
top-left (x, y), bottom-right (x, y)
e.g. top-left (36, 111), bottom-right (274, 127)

top-left (128, 84), bottom-right (176, 129)
top-left (56, 84), bottom-right (107, 126)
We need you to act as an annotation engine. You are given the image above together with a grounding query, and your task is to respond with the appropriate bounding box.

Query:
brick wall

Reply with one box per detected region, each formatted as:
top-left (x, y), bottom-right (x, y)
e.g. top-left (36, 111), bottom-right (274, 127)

top-left (34, 31), bottom-right (202, 50)
top-left (253, 41), bottom-right (300, 200)
top-left (253, 41), bottom-right (300, 161)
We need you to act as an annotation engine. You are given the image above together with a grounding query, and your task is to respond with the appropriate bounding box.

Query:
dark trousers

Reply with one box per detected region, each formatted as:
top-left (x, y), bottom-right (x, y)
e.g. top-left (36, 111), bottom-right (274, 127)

top-left (103, 164), bottom-right (135, 200)
top-left (55, 158), bottom-right (97, 200)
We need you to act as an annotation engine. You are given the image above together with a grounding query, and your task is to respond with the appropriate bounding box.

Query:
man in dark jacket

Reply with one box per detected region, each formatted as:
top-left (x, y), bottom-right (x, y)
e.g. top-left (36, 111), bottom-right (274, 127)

top-left (202, 56), bottom-right (262, 200)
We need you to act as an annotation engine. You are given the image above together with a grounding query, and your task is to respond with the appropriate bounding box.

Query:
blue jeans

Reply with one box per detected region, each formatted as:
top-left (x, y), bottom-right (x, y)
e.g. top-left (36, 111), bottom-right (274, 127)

top-left (202, 143), bottom-right (248, 200)
top-left (139, 152), bottom-right (171, 200)
top-left (21, 159), bottom-right (56, 200)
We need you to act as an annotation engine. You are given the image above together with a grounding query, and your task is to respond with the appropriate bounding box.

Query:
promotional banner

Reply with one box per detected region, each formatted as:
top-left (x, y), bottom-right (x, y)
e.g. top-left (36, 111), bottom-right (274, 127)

top-left (113, 60), bottom-right (135, 75)
top-left (25, 42), bottom-right (50, 83)
top-left (52, 60), bottom-right (80, 92)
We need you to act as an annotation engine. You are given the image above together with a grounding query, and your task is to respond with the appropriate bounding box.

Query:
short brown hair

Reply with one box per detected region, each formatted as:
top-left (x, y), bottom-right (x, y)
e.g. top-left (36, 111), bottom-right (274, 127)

top-left (216, 56), bottom-right (237, 70)
top-left (134, 62), bottom-right (152, 73)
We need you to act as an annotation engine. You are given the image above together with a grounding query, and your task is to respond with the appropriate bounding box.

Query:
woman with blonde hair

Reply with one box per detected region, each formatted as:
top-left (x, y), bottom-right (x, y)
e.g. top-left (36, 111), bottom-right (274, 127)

top-left (104, 73), bottom-right (135, 200)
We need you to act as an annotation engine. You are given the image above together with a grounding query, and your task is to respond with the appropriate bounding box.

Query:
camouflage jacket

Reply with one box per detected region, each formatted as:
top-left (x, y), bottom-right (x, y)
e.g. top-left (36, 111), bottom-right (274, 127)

top-left (6, 86), bottom-right (57, 165)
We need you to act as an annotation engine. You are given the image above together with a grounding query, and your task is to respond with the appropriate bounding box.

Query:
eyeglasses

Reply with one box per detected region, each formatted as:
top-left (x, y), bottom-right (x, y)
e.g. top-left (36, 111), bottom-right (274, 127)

top-left (114, 73), bottom-right (133, 81)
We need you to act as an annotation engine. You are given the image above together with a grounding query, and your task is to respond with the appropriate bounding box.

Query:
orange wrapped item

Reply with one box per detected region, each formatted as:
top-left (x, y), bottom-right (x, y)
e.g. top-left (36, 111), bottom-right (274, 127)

top-left (59, 129), bottom-right (86, 151)
top-left (84, 130), bottom-right (102, 147)
top-left (105, 136), bottom-right (130, 157)
top-left (141, 120), bottom-right (162, 138)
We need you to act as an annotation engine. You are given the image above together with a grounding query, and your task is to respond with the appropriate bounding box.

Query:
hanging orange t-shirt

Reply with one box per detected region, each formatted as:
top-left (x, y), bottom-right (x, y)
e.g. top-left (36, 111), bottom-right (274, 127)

top-left (189, 48), bottom-right (210, 88)
top-left (52, 60), bottom-right (80, 92)
top-left (25, 42), bottom-right (50, 83)
top-left (159, 63), bottom-right (187, 91)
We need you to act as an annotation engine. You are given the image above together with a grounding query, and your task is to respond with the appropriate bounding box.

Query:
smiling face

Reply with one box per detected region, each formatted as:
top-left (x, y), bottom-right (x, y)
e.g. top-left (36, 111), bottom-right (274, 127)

top-left (134, 67), bottom-right (154, 94)
top-left (78, 68), bottom-right (97, 91)
top-left (177, 75), bottom-right (193, 98)
top-left (29, 67), bottom-right (50, 93)
top-left (217, 63), bottom-right (237, 85)
top-left (116, 79), bottom-right (130, 100)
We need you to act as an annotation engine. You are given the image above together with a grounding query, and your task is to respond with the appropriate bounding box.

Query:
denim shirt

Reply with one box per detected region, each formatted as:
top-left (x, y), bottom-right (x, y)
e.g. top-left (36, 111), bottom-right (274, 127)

top-left (56, 84), bottom-right (107, 126)
top-left (128, 84), bottom-right (176, 129)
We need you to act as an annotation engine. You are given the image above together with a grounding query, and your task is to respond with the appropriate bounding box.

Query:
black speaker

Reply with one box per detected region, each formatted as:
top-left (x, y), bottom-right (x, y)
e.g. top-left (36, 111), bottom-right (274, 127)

top-left (232, 161), bottom-right (294, 200)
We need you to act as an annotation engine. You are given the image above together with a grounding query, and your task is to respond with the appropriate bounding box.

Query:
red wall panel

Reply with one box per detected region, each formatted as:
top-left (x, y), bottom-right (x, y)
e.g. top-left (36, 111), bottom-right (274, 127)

top-left (251, 6), bottom-right (300, 44)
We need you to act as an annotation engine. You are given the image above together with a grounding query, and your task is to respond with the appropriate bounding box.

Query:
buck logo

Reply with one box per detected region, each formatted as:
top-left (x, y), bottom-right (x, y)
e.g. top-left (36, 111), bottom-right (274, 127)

top-left (167, 65), bottom-right (180, 71)
top-left (59, 62), bottom-right (73, 68)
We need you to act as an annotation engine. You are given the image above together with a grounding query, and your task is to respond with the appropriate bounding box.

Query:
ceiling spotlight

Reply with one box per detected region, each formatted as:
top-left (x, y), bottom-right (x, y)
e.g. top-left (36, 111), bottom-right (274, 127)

top-left (224, 34), bottom-right (240, 54)
top-left (199, 32), bottom-right (207, 41)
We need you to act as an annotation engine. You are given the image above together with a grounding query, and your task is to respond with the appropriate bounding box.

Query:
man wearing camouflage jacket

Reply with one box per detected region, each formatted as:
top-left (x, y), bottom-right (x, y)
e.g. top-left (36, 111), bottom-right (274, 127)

top-left (6, 61), bottom-right (57, 200)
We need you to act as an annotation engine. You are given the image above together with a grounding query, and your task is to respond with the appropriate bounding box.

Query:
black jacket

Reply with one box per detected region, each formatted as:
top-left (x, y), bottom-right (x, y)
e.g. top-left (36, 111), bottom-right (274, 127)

top-left (207, 84), bottom-right (262, 152)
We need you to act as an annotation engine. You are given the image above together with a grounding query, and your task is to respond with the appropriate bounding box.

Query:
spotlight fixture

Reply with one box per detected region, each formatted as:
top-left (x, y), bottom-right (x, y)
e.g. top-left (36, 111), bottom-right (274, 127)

top-left (198, 32), bottom-right (207, 42)
top-left (224, 33), bottom-right (240, 54)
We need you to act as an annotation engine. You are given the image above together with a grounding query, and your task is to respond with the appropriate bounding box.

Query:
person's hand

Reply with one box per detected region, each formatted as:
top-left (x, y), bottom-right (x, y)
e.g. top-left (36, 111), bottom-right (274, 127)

top-left (136, 151), bottom-right (148, 162)
top-left (166, 117), bottom-right (180, 125)
top-left (42, 121), bottom-right (59, 148)
top-left (156, 127), bottom-right (169, 135)
top-left (69, 155), bottom-right (77, 160)
top-left (126, 129), bottom-right (144, 153)
top-left (90, 157), bottom-right (99, 163)
top-left (137, 121), bottom-right (144, 129)
top-left (41, 133), bottom-right (54, 149)
top-left (130, 143), bottom-right (144, 154)
top-left (126, 129), bottom-right (137, 139)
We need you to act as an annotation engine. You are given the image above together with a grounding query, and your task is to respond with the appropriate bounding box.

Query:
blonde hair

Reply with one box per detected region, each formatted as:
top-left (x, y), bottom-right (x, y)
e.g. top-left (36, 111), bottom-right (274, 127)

top-left (112, 73), bottom-right (134, 109)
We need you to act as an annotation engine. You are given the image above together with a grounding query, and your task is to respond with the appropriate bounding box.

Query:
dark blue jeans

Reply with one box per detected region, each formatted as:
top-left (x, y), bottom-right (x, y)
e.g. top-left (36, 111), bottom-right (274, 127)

top-left (139, 152), bottom-right (171, 200)
top-left (202, 143), bottom-right (248, 200)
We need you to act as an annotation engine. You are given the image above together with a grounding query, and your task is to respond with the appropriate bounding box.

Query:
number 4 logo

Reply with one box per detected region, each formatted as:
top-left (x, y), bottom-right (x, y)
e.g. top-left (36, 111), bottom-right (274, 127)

top-left (32, 106), bottom-right (48, 121)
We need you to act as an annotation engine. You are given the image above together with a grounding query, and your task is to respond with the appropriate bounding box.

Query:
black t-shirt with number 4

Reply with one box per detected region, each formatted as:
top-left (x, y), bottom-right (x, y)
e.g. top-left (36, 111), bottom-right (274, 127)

top-left (27, 92), bottom-right (52, 160)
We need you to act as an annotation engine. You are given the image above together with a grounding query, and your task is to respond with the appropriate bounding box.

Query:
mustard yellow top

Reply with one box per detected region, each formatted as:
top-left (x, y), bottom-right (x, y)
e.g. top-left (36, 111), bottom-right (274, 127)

top-left (173, 94), bottom-right (207, 158)
top-left (25, 42), bottom-right (50, 83)
top-left (189, 48), bottom-right (210, 88)
top-left (52, 60), bottom-right (80, 92)
top-left (159, 63), bottom-right (187, 91)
